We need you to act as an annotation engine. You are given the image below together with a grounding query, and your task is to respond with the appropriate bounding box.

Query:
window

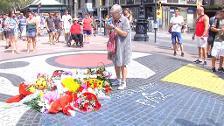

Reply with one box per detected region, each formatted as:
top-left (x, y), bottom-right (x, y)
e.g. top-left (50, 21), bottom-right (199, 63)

top-left (78, 0), bottom-right (81, 9)
top-left (120, 0), bottom-right (126, 4)
top-left (92, 0), bottom-right (96, 7)
top-left (127, 0), bottom-right (134, 4)
top-left (167, 0), bottom-right (179, 3)
top-left (109, 0), bottom-right (114, 5)
top-left (135, 0), bottom-right (141, 4)
top-left (186, 0), bottom-right (197, 4)
top-left (102, 0), bottom-right (106, 5)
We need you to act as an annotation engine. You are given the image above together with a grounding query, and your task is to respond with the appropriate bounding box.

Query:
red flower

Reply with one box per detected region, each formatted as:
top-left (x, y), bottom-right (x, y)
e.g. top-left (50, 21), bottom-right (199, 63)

top-left (105, 85), bottom-right (112, 94)
top-left (94, 102), bottom-right (101, 110)
top-left (93, 83), bottom-right (98, 88)
top-left (73, 102), bottom-right (79, 108)
top-left (72, 93), bottom-right (78, 101)
top-left (78, 86), bottom-right (84, 92)
top-left (86, 81), bottom-right (91, 88)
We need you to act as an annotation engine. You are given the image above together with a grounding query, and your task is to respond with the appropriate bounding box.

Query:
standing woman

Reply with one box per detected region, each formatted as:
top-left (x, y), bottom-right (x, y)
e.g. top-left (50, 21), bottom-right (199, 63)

top-left (26, 12), bottom-right (38, 53)
top-left (83, 13), bottom-right (92, 44)
top-left (106, 4), bottom-right (132, 90)
top-left (5, 11), bottom-right (18, 54)
top-left (123, 8), bottom-right (133, 41)
top-left (123, 8), bottom-right (133, 24)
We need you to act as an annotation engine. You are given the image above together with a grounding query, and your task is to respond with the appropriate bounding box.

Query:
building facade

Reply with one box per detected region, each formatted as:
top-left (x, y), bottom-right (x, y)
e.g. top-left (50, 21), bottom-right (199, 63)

top-left (74, 0), bottom-right (199, 29)
top-left (58, 0), bottom-right (224, 29)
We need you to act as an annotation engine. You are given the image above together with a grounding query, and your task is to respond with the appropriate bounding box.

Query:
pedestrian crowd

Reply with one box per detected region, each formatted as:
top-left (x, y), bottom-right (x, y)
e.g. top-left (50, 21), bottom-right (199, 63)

top-left (0, 10), bottom-right (99, 53)
top-left (169, 6), bottom-right (224, 74)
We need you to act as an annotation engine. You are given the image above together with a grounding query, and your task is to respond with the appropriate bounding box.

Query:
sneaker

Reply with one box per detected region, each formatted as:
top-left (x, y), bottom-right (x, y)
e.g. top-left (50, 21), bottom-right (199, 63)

top-left (207, 54), bottom-right (212, 58)
top-left (111, 79), bottom-right (121, 86)
top-left (118, 81), bottom-right (127, 90)
top-left (181, 52), bottom-right (184, 57)
top-left (218, 67), bottom-right (224, 73)
top-left (193, 59), bottom-right (202, 64)
top-left (5, 46), bottom-right (9, 49)
top-left (173, 51), bottom-right (177, 56)
top-left (212, 67), bottom-right (216, 73)
top-left (203, 61), bottom-right (207, 66)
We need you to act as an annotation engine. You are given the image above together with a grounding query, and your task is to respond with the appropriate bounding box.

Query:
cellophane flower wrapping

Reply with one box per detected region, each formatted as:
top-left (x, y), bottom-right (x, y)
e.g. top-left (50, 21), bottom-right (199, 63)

top-left (6, 66), bottom-right (113, 116)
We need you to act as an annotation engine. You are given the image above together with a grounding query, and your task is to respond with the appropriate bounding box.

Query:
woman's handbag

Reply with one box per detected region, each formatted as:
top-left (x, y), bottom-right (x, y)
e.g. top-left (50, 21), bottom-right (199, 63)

top-left (107, 31), bottom-right (116, 53)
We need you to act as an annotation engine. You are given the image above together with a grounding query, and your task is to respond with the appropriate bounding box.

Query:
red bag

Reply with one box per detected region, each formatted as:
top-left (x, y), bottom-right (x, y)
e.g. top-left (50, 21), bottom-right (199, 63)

top-left (107, 31), bottom-right (116, 53)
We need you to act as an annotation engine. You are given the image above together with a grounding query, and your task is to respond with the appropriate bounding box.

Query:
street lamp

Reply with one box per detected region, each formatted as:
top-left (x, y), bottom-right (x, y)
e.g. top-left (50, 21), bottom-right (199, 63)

top-left (74, 0), bottom-right (77, 18)
top-left (134, 0), bottom-right (149, 41)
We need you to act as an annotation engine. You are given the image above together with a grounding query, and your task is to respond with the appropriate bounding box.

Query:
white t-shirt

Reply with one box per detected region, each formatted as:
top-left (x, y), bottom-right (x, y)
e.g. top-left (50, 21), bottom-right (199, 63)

top-left (62, 14), bottom-right (72, 33)
top-left (170, 15), bottom-right (184, 33)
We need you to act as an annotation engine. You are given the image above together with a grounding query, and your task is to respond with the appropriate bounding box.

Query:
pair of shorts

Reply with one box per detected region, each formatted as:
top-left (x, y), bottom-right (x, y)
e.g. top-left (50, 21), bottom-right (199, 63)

top-left (70, 34), bottom-right (83, 42)
top-left (27, 30), bottom-right (36, 38)
top-left (48, 29), bottom-right (56, 33)
top-left (5, 29), bottom-right (15, 38)
top-left (56, 29), bottom-right (62, 34)
top-left (195, 36), bottom-right (207, 48)
top-left (211, 41), bottom-right (224, 57)
top-left (171, 32), bottom-right (182, 44)
top-left (83, 30), bottom-right (92, 35)
top-left (207, 35), bottom-right (215, 47)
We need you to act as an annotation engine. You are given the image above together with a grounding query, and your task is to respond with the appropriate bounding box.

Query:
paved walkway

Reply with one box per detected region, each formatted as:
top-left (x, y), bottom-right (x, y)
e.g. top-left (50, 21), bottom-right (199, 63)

top-left (0, 32), bottom-right (224, 126)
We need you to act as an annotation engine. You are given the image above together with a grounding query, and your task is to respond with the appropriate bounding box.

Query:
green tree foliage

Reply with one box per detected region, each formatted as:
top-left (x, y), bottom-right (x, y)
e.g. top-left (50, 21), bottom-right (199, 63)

top-left (0, 0), bottom-right (33, 13)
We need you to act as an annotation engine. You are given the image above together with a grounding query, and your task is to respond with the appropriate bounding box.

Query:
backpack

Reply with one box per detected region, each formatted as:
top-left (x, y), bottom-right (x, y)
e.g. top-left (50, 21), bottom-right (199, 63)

top-left (209, 18), bottom-right (219, 36)
top-left (207, 18), bottom-right (219, 43)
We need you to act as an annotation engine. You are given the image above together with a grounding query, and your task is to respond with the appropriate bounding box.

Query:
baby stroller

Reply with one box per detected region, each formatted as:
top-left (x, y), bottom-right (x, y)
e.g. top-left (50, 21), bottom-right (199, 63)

top-left (66, 33), bottom-right (83, 47)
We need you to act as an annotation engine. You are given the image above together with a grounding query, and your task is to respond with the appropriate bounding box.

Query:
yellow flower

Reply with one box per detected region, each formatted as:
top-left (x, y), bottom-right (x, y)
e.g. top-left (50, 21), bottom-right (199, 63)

top-left (61, 77), bottom-right (80, 92)
top-left (28, 86), bottom-right (36, 93)
top-left (97, 80), bottom-right (104, 89)
top-left (39, 91), bottom-right (44, 97)
top-left (35, 77), bottom-right (47, 90)
top-left (85, 78), bottom-right (104, 89)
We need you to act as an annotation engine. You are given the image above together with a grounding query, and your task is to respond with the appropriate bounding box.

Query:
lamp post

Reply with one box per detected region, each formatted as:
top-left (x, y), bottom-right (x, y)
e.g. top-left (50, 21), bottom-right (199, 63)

top-left (134, 0), bottom-right (149, 41)
top-left (154, 0), bottom-right (158, 43)
top-left (74, 0), bottom-right (77, 18)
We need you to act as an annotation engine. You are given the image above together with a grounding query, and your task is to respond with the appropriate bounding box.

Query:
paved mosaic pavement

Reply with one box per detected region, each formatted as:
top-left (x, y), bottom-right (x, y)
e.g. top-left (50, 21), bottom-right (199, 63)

top-left (0, 51), bottom-right (224, 126)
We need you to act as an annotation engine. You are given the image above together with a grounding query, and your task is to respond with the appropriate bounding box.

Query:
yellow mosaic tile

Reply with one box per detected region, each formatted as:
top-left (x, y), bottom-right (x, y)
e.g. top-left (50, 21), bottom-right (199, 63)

top-left (162, 64), bottom-right (224, 95)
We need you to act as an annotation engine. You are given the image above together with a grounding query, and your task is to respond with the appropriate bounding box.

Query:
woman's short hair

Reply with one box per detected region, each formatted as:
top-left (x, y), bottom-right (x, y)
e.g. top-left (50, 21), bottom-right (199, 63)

top-left (110, 4), bottom-right (122, 14)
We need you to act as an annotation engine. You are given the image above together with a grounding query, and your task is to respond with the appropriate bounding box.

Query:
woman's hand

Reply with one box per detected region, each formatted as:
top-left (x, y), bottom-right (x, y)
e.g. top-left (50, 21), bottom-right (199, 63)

top-left (106, 24), bottom-right (115, 30)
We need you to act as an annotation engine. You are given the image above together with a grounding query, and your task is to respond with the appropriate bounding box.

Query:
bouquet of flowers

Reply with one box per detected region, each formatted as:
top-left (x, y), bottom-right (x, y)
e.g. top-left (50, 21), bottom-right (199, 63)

top-left (5, 65), bottom-right (113, 116)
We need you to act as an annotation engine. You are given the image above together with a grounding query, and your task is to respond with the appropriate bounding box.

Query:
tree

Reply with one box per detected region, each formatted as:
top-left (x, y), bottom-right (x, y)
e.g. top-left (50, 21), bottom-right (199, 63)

top-left (0, 0), bottom-right (33, 13)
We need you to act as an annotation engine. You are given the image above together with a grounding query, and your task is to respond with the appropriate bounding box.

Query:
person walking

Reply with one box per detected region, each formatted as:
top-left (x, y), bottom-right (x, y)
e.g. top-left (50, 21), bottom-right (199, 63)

top-left (62, 10), bottom-right (72, 43)
top-left (207, 11), bottom-right (220, 58)
top-left (0, 15), bottom-right (4, 40)
top-left (18, 13), bottom-right (27, 40)
top-left (83, 13), bottom-right (92, 44)
top-left (26, 12), bottom-right (38, 53)
top-left (106, 4), bottom-right (132, 90)
top-left (210, 9), bottom-right (224, 73)
top-left (46, 12), bottom-right (56, 45)
top-left (169, 8), bottom-right (185, 57)
top-left (4, 11), bottom-right (18, 54)
top-left (192, 6), bottom-right (209, 65)
top-left (54, 12), bottom-right (62, 43)
top-left (3, 14), bottom-right (11, 49)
